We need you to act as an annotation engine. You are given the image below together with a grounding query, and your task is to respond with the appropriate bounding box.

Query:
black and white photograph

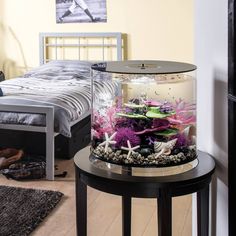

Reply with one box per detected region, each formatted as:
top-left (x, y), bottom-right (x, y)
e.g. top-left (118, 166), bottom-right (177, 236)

top-left (56, 0), bottom-right (107, 23)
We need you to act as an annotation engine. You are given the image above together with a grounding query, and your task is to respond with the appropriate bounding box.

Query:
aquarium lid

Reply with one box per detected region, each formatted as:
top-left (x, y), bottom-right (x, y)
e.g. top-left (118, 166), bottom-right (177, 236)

top-left (91, 60), bottom-right (197, 74)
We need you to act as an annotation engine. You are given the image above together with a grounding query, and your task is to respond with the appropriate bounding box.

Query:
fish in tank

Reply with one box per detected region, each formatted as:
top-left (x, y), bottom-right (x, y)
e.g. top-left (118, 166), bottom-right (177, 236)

top-left (91, 61), bottom-right (197, 167)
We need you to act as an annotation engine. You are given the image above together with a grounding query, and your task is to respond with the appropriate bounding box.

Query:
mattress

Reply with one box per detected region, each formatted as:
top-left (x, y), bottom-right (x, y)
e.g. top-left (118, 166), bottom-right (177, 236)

top-left (0, 60), bottom-right (117, 137)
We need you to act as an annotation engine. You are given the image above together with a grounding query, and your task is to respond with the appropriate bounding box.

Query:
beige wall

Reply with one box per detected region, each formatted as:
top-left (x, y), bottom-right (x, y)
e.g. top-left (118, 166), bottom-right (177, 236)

top-left (0, 0), bottom-right (193, 78)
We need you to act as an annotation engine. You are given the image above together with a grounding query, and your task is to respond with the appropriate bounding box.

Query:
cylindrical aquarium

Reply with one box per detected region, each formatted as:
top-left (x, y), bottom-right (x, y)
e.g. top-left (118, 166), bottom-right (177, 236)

top-left (91, 60), bottom-right (197, 174)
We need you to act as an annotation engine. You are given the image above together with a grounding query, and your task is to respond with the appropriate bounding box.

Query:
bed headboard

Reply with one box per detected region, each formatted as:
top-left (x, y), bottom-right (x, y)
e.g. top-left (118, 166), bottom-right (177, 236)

top-left (39, 32), bottom-right (123, 65)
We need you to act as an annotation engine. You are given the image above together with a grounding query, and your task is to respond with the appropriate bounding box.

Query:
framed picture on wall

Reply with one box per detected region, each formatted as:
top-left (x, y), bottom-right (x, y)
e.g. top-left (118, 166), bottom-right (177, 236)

top-left (56, 0), bottom-right (107, 23)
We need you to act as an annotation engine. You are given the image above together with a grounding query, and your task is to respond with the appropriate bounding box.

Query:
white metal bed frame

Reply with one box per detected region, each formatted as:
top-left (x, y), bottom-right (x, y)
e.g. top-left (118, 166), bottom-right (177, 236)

top-left (39, 32), bottom-right (123, 64)
top-left (0, 32), bottom-right (123, 180)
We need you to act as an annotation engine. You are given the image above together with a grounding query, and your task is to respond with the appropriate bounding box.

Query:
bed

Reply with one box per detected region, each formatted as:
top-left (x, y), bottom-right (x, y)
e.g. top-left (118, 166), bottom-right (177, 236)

top-left (0, 32), bottom-right (123, 180)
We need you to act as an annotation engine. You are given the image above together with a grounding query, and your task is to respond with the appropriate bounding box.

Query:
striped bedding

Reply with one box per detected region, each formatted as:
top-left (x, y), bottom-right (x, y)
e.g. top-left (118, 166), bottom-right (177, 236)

top-left (0, 61), bottom-right (116, 137)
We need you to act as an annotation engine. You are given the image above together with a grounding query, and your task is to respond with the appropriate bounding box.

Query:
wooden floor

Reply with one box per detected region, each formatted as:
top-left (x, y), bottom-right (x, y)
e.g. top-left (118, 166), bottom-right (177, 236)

top-left (0, 156), bottom-right (192, 236)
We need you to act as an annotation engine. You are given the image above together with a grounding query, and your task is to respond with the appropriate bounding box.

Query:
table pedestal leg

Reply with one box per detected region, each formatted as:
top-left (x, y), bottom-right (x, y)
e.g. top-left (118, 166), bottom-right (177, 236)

top-left (158, 189), bottom-right (172, 236)
top-left (122, 196), bottom-right (131, 236)
top-left (76, 171), bottom-right (87, 236)
top-left (197, 185), bottom-right (209, 236)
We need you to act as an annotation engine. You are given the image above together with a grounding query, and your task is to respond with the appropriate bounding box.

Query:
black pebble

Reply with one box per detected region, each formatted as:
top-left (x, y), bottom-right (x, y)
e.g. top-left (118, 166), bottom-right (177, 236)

top-left (140, 148), bottom-right (152, 157)
top-left (180, 147), bottom-right (188, 154)
top-left (172, 148), bottom-right (180, 155)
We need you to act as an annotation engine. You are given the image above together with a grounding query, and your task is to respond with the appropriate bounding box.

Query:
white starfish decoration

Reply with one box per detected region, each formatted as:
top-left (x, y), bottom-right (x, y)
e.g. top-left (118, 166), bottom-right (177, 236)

top-left (121, 140), bottom-right (140, 159)
top-left (99, 132), bottom-right (117, 153)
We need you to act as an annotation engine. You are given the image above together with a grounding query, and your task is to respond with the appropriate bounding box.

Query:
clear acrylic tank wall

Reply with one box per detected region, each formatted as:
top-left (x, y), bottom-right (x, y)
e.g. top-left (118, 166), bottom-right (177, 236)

top-left (91, 61), bottom-right (197, 168)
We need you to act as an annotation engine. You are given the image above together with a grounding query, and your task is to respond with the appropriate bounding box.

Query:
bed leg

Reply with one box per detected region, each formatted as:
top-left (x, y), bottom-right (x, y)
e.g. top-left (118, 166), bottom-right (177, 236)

top-left (46, 107), bottom-right (54, 180)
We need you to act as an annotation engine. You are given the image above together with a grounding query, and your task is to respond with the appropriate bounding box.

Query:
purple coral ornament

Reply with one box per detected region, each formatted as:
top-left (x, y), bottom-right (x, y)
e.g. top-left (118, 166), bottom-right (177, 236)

top-left (115, 128), bottom-right (140, 148)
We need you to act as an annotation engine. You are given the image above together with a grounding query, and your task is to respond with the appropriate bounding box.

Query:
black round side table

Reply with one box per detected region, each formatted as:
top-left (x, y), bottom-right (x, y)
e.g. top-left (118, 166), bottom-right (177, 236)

top-left (74, 147), bottom-right (215, 236)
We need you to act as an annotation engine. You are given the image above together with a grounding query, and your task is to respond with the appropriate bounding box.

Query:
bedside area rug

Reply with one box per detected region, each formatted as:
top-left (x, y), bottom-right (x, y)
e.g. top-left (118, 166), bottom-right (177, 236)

top-left (0, 185), bottom-right (63, 236)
